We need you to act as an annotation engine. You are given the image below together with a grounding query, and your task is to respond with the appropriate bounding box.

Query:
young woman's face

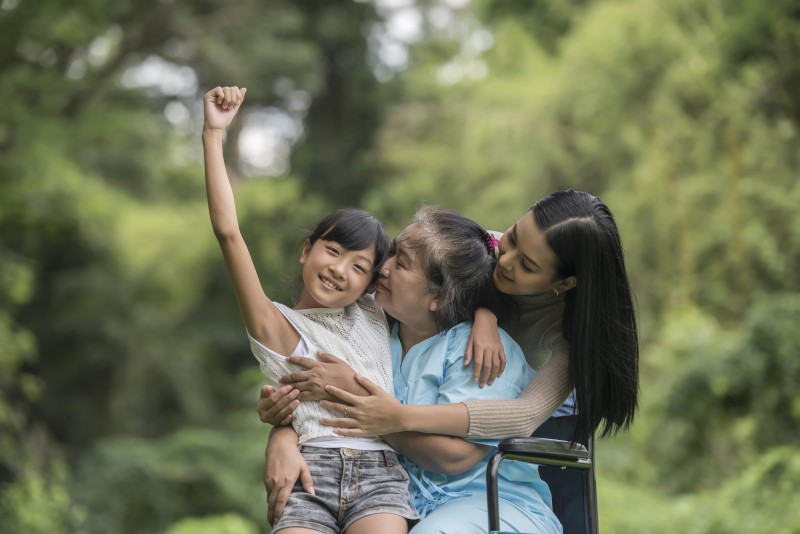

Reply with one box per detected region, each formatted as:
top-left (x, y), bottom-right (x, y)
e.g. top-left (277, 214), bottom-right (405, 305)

top-left (493, 211), bottom-right (565, 296)
top-left (296, 239), bottom-right (377, 309)
top-left (373, 225), bottom-right (438, 327)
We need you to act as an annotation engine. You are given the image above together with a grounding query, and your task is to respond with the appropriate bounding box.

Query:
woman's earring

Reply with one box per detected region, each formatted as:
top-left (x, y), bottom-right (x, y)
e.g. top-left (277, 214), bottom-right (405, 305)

top-left (554, 288), bottom-right (560, 296)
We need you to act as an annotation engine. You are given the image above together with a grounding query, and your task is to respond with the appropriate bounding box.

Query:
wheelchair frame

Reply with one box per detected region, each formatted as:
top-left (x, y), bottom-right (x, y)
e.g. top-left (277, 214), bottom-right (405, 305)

top-left (486, 436), bottom-right (597, 534)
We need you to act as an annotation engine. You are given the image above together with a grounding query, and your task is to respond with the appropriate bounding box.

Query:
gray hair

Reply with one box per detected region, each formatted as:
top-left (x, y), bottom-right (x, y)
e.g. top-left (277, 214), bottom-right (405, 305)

top-left (404, 206), bottom-right (499, 332)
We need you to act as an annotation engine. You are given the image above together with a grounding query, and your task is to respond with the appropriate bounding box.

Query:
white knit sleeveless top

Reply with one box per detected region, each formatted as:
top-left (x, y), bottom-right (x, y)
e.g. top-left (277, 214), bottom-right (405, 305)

top-left (249, 293), bottom-right (393, 445)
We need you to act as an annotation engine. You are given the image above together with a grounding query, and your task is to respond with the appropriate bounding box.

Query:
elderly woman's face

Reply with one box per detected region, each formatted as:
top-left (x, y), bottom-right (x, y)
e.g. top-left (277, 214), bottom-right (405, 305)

top-left (374, 224), bottom-right (438, 326)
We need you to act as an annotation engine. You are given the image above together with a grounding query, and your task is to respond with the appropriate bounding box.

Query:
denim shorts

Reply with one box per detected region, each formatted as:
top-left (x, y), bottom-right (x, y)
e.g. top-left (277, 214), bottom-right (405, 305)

top-left (272, 446), bottom-right (420, 534)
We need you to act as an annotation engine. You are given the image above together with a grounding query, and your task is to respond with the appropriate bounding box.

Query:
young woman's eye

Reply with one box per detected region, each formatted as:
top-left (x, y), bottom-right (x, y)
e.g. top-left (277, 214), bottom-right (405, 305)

top-left (521, 261), bottom-right (535, 273)
top-left (326, 246), bottom-right (340, 256)
top-left (354, 264), bottom-right (368, 274)
top-left (508, 233), bottom-right (516, 246)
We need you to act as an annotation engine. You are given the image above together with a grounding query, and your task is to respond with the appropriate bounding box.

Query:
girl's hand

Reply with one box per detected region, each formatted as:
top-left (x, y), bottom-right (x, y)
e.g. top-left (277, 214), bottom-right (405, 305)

top-left (203, 86), bottom-right (247, 132)
top-left (264, 429), bottom-right (314, 524)
top-left (257, 384), bottom-right (300, 426)
top-left (319, 374), bottom-right (405, 436)
top-left (280, 351), bottom-right (362, 402)
top-left (465, 307), bottom-right (507, 387)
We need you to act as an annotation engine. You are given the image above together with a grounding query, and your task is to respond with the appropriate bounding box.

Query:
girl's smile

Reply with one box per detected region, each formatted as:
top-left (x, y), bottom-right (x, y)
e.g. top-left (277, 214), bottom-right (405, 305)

top-left (318, 273), bottom-right (343, 292)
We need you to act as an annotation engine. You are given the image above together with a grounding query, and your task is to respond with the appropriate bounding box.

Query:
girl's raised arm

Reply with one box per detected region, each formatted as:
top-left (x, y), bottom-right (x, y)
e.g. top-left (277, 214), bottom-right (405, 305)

top-left (202, 86), bottom-right (297, 354)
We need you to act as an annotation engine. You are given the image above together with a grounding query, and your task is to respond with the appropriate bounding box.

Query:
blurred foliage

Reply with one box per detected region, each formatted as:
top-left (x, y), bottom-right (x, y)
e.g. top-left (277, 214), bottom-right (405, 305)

top-left (0, 461), bottom-right (86, 534)
top-left (163, 514), bottom-right (260, 534)
top-left (1, 0), bottom-right (799, 532)
top-left (597, 446), bottom-right (800, 533)
top-left (70, 418), bottom-right (268, 533)
top-left (639, 294), bottom-right (800, 493)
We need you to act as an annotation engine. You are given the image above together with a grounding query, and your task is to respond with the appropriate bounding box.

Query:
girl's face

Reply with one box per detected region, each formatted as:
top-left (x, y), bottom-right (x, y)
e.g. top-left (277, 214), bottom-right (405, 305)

top-left (295, 239), bottom-right (377, 309)
top-left (373, 225), bottom-right (438, 328)
top-left (493, 212), bottom-right (573, 296)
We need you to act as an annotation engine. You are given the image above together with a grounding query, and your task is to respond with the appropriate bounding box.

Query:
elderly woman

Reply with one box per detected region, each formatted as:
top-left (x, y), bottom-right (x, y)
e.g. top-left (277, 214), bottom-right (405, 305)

top-left (264, 207), bottom-right (561, 534)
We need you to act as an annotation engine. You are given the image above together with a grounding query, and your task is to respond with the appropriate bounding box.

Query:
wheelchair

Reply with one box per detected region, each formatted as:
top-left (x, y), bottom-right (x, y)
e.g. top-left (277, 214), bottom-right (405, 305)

top-left (486, 416), bottom-right (598, 534)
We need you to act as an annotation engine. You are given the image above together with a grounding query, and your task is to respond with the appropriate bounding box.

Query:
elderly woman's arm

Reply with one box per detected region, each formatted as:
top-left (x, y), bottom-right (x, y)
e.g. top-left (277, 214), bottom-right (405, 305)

top-left (382, 432), bottom-right (490, 474)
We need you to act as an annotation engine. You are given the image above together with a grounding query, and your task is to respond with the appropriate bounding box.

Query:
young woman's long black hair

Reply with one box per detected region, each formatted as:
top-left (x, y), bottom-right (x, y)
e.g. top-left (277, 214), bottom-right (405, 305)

top-left (532, 190), bottom-right (639, 444)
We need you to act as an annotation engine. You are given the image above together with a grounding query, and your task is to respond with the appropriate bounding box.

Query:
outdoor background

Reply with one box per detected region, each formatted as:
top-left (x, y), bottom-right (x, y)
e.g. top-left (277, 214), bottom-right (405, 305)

top-left (1, 0), bottom-right (799, 532)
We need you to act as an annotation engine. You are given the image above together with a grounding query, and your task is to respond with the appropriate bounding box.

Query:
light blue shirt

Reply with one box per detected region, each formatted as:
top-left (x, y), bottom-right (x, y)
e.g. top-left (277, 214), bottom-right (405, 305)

top-left (391, 322), bottom-right (554, 518)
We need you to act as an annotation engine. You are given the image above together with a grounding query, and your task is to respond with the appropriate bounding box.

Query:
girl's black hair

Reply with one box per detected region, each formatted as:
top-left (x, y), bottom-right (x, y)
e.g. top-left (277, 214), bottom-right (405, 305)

top-left (406, 207), bottom-right (510, 332)
top-left (307, 208), bottom-right (390, 283)
top-left (532, 190), bottom-right (640, 445)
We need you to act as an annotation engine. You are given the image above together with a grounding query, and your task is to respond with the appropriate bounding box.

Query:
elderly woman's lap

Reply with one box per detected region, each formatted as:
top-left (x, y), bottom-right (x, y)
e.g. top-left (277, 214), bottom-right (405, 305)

top-left (409, 494), bottom-right (562, 534)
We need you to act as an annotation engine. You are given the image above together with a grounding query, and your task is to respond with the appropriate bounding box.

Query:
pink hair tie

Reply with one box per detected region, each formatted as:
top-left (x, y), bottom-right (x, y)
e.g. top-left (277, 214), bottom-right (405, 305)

top-left (484, 233), bottom-right (500, 255)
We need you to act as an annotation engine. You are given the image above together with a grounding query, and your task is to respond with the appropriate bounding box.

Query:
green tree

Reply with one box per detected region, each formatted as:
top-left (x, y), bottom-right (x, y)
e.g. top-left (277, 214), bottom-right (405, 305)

top-left (1, 0), bottom-right (392, 531)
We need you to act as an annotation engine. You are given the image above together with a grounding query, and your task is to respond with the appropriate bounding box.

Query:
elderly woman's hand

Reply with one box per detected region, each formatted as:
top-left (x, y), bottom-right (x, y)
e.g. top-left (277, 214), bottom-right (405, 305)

top-left (319, 374), bottom-right (406, 436)
top-left (280, 351), bottom-right (364, 402)
top-left (257, 384), bottom-right (300, 426)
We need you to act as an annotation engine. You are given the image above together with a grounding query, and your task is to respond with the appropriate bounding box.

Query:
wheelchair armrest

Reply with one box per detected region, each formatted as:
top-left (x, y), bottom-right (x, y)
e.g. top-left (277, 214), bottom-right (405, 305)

top-left (486, 437), bottom-right (594, 532)
top-left (496, 437), bottom-right (591, 469)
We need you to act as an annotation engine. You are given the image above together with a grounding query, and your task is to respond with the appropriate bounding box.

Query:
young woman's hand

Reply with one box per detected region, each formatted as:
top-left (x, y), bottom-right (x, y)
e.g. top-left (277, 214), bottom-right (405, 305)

top-left (203, 86), bottom-right (246, 132)
top-left (465, 307), bottom-right (507, 387)
top-left (319, 375), bottom-right (405, 436)
top-left (256, 384), bottom-right (300, 426)
top-left (280, 351), bottom-right (364, 402)
top-left (264, 428), bottom-right (314, 524)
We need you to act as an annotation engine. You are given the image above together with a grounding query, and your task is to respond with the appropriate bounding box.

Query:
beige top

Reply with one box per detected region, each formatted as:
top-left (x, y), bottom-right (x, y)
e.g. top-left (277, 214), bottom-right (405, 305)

top-left (463, 291), bottom-right (572, 438)
top-left (249, 294), bottom-right (394, 445)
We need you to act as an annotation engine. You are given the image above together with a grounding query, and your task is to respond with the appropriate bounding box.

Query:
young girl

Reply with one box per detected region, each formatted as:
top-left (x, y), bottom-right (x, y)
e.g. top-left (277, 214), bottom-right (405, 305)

top-left (202, 85), bottom-right (417, 534)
